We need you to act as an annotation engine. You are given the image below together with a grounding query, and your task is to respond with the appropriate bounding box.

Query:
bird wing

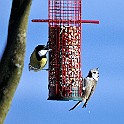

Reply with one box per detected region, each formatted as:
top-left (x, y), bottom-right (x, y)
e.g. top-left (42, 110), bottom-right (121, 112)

top-left (82, 78), bottom-right (88, 96)
top-left (29, 50), bottom-right (41, 70)
top-left (82, 85), bottom-right (95, 108)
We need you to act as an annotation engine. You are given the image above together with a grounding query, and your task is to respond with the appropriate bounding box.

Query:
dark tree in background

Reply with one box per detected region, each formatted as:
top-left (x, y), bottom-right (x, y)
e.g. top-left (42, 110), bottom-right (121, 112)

top-left (0, 0), bottom-right (32, 123)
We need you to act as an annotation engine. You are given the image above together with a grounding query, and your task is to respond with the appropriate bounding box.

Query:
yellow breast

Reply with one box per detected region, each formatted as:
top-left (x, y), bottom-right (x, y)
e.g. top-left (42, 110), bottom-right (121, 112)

top-left (29, 50), bottom-right (47, 71)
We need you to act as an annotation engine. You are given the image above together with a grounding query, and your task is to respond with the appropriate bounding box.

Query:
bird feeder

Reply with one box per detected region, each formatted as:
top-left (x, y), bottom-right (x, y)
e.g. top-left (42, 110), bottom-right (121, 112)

top-left (32, 0), bottom-right (99, 101)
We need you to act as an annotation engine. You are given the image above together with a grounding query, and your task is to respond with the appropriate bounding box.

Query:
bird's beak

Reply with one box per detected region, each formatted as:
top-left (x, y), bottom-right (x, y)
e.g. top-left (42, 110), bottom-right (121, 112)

top-left (45, 46), bottom-right (52, 51)
top-left (96, 67), bottom-right (99, 70)
top-left (48, 49), bottom-right (52, 51)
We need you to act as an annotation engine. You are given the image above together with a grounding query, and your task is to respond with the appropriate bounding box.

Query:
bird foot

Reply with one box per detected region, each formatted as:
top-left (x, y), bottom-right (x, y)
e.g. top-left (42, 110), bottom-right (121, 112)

top-left (42, 68), bottom-right (49, 71)
top-left (82, 103), bottom-right (87, 108)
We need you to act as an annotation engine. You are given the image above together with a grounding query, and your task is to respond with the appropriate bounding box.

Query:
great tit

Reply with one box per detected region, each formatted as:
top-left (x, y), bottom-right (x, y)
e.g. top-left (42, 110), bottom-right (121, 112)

top-left (29, 45), bottom-right (51, 72)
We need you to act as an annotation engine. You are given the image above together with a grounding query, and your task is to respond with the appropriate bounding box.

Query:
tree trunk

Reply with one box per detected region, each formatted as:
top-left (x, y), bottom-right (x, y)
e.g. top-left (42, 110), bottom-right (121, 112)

top-left (0, 0), bottom-right (32, 123)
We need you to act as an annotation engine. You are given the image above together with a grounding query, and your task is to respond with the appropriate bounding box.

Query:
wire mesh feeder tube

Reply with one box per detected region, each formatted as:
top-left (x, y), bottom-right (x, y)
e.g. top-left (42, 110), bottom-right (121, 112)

top-left (47, 0), bottom-right (83, 101)
top-left (48, 25), bottom-right (83, 101)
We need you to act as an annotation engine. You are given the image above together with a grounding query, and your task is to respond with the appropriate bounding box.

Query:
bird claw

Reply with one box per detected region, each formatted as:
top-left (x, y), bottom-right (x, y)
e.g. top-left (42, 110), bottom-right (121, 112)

top-left (82, 103), bottom-right (87, 108)
top-left (42, 68), bottom-right (49, 71)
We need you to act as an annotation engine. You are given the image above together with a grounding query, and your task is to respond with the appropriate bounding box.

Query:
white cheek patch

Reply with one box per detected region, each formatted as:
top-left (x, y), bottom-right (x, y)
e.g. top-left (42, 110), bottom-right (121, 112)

top-left (93, 74), bottom-right (99, 81)
top-left (38, 50), bottom-right (48, 56)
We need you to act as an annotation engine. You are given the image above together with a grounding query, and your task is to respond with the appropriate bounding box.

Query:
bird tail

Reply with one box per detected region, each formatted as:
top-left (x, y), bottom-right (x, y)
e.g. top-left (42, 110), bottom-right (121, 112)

top-left (69, 101), bottom-right (82, 111)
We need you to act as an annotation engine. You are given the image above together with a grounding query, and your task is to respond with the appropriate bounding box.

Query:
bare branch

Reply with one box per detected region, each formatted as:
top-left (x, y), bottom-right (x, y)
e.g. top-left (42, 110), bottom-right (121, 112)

top-left (0, 0), bottom-right (32, 123)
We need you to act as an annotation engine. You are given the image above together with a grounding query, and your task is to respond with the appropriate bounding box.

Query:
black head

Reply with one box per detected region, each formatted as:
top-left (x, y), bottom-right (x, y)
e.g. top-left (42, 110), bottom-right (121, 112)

top-left (35, 45), bottom-right (46, 51)
top-left (35, 45), bottom-right (47, 61)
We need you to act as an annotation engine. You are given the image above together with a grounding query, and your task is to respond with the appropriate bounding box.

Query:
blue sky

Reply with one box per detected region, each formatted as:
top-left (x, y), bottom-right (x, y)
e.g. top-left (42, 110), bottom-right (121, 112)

top-left (0, 0), bottom-right (124, 124)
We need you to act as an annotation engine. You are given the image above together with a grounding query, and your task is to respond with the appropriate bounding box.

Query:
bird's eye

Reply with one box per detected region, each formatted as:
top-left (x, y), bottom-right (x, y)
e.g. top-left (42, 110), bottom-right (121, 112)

top-left (93, 72), bottom-right (96, 74)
